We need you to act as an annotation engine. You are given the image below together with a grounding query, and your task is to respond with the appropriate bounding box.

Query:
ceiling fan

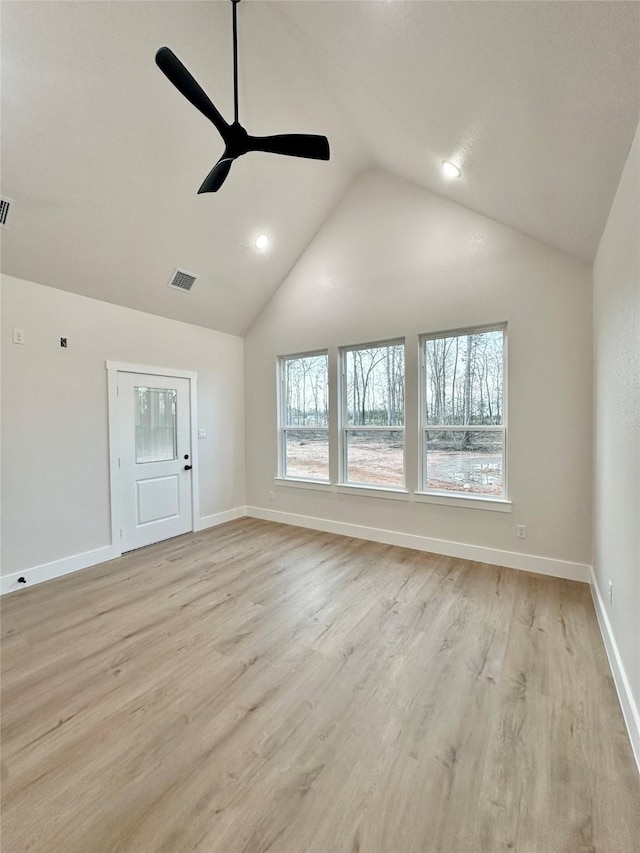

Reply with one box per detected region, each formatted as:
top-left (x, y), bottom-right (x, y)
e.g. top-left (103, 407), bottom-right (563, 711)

top-left (155, 0), bottom-right (330, 194)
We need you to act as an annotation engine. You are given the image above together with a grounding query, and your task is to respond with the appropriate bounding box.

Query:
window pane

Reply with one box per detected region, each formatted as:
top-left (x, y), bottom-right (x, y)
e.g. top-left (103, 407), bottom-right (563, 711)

top-left (346, 344), bottom-right (404, 426)
top-left (346, 430), bottom-right (404, 487)
top-left (285, 430), bottom-right (329, 481)
top-left (285, 355), bottom-right (328, 427)
top-left (135, 388), bottom-right (177, 463)
top-left (425, 330), bottom-right (503, 426)
top-left (424, 430), bottom-right (503, 495)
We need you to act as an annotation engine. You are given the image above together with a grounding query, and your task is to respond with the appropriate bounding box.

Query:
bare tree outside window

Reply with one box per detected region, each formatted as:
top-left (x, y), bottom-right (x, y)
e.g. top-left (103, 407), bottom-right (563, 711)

top-left (281, 353), bottom-right (329, 480)
top-left (343, 342), bottom-right (405, 487)
top-left (279, 331), bottom-right (504, 499)
top-left (423, 328), bottom-right (505, 496)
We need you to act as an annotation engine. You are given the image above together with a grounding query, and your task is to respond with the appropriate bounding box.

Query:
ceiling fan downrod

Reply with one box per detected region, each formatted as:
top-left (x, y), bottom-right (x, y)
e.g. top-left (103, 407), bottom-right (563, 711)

top-left (232, 0), bottom-right (240, 125)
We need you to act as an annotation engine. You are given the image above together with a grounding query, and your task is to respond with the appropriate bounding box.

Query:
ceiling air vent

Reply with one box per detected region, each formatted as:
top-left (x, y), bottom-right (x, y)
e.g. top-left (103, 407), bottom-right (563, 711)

top-left (0, 197), bottom-right (13, 229)
top-left (167, 267), bottom-right (197, 293)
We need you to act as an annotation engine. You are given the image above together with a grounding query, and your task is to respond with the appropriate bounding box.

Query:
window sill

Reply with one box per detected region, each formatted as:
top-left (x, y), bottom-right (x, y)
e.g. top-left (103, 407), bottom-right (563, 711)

top-left (274, 477), bottom-right (331, 492)
top-left (273, 479), bottom-right (511, 511)
top-left (273, 479), bottom-right (409, 500)
top-left (413, 491), bottom-right (512, 512)
top-left (334, 483), bottom-right (409, 501)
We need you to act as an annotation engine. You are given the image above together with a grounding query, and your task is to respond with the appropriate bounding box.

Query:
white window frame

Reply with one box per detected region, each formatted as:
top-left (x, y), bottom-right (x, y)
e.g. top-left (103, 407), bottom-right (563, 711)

top-left (278, 350), bottom-right (330, 483)
top-left (418, 324), bottom-right (508, 502)
top-left (339, 338), bottom-right (406, 490)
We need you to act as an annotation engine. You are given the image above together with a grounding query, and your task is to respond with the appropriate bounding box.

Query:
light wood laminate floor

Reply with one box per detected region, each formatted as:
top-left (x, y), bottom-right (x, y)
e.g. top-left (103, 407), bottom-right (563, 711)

top-left (2, 519), bottom-right (638, 853)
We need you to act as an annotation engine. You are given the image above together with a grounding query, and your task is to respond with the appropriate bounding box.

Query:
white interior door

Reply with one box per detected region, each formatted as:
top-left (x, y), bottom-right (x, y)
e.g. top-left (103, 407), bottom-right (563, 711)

top-left (117, 372), bottom-right (193, 552)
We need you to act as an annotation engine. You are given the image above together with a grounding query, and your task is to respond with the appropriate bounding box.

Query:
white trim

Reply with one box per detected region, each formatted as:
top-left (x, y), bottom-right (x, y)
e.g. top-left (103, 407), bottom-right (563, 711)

top-left (420, 425), bottom-right (505, 432)
top-left (107, 365), bottom-right (121, 552)
top-left (339, 336), bottom-right (406, 354)
top-left (420, 321), bottom-right (507, 342)
top-left (334, 483), bottom-right (409, 500)
top-left (0, 509), bottom-right (247, 595)
top-left (590, 569), bottom-right (640, 774)
top-left (414, 491), bottom-right (512, 512)
top-left (276, 478), bottom-right (495, 503)
top-left (278, 348), bottom-right (328, 362)
top-left (1, 546), bottom-right (118, 595)
top-left (245, 506), bottom-right (591, 583)
top-left (339, 339), bottom-right (407, 490)
top-left (278, 351), bottom-right (329, 480)
top-left (418, 325), bottom-right (508, 500)
top-left (106, 361), bottom-right (199, 555)
top-left (274, 477), bottom-right (331, 492)
top-left (273, 478), bottom-right (510, 508)
top-left (195, 507), bottom-right (247, 531)
top-left (343, 425), bottom-right (406, 432)
top-left (189, 378), bottom-right (201, 528)
top-left (105, 361), bottom-right (197, 381)
top-left (282, 426), bottom-right (330, 432)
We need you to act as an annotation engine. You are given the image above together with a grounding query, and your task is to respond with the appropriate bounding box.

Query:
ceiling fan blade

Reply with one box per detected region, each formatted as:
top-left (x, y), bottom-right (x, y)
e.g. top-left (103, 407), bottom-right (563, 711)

top-left (247, 134), bottom-right (330, 161)
top-left (198, 158), bottom-right (234, 194)
top-left (156, 47), bottom-right (229, 139)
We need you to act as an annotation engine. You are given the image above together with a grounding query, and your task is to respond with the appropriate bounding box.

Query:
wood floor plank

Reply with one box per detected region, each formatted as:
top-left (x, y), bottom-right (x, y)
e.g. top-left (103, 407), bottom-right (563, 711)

top-left (1, 519), bottom-right (638, 853)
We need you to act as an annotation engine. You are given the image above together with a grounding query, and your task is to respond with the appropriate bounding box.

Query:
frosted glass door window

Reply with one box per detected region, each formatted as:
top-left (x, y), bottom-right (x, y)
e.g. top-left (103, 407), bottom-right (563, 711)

top-left (135, 387), bottom-right (177, 463)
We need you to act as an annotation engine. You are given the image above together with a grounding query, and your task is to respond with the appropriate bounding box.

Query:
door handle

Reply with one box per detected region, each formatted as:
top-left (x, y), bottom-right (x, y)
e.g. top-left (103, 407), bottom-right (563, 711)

top-left (184, 464), bottom-right (192, 471)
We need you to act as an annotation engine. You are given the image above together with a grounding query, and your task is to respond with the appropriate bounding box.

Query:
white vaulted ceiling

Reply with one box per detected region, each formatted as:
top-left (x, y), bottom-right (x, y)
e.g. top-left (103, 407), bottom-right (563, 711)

top-left (2, 1), bottom-right (639, 334)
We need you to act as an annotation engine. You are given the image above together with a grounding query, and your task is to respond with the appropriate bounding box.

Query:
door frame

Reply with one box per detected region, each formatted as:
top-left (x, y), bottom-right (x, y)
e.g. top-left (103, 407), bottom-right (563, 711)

top-left (106, 361), bottom-right (200, 556)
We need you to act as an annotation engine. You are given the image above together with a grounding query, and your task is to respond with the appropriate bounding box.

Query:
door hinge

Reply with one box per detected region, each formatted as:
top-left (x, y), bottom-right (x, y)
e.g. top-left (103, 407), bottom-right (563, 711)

top-left (117, 386), bottom-right (119, 396)
top-left (120, 529), bottom-right (123, 539)
top-left (118, 457), bottom-right (121, 468)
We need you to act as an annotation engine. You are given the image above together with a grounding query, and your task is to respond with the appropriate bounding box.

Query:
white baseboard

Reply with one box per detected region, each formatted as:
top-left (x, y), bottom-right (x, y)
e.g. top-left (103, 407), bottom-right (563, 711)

top-left (1, 545), bottom-right (119, 595)
top-left (1, 507), bottom-right (247, 595)
top-left (245, 506), bottom-right (591, 583)
top-left (195, 506), bottom-right (247, 531)
top-left (590, 569), bottom-right (640, 774)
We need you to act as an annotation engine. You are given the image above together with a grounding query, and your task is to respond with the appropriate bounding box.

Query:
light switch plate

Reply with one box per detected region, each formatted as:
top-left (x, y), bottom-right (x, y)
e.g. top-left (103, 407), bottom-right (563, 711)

top-left (198, 429), bottom-right (207, 439)
top-left (12, 329), bottom-right (24, 344)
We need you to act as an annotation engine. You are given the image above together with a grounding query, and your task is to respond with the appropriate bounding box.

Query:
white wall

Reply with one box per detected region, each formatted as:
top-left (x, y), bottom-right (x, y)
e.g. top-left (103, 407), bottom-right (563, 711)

top-left (1, 275), bottom-right (245, 580)
top-left (593, 123), bottom-right (640, 754)
top-left (245, 169), bottom-right (593, 574)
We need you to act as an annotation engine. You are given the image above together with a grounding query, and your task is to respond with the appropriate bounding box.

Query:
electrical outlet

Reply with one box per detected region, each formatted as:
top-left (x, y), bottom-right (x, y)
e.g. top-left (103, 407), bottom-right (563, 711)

top-left (12, 329), bottom-right (24, 345)
top-left (516, 524), bottom-right (527, 539)
top-left (268, 491), bottom-right (275, 502)
top-left (198, 429), bottom-right (207, 439)
top-left (608, 580), bottom-right (613, 603)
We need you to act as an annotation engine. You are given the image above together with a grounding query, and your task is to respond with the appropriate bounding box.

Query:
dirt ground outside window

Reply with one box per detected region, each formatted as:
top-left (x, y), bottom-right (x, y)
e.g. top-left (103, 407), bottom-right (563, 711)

top-left (286, 434), bottom-right (502, 494)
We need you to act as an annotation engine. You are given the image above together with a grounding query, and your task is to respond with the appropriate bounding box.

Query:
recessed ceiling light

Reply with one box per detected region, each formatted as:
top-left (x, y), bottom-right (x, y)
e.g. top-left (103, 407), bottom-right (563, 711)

top-left (441, 160), bottom-right (462, 179)
top-left (254, 233), bottom-right (270, 250)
